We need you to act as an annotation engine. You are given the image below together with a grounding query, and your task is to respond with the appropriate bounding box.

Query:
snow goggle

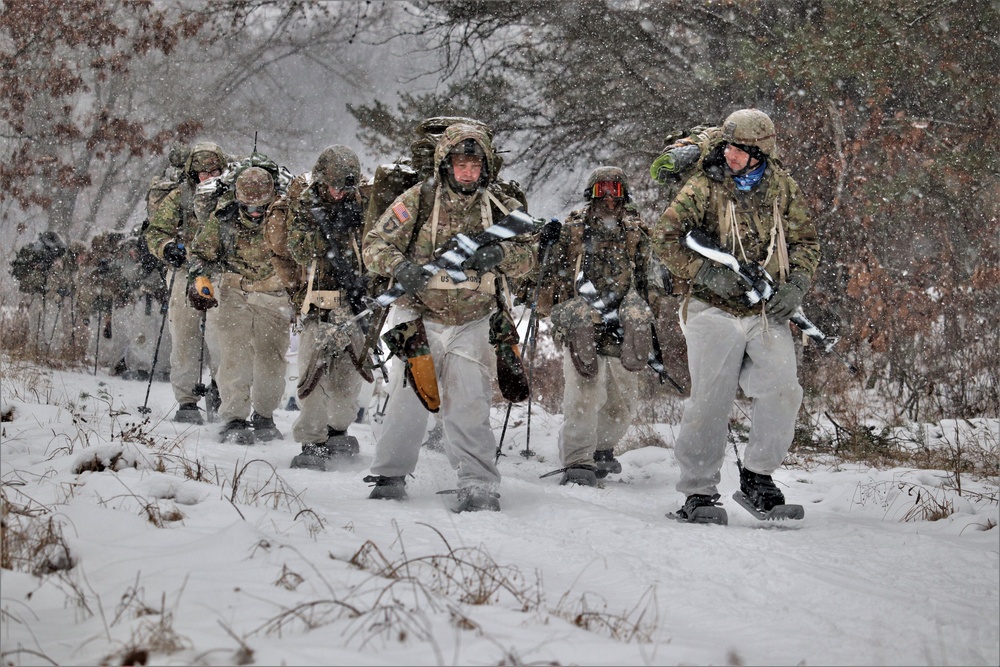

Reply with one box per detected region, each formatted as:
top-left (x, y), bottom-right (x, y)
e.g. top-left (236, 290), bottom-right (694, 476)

top-left (591, 180), bottom-right (624, 199)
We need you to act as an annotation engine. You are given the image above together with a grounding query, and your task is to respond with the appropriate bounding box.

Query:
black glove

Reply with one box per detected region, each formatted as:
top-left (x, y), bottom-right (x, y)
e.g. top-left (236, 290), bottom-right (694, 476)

top-left (163, 242), bottom-right (187, 268)
top-left (539, 218), bottom-right (562, 250)
top-left (767, 275), bottom-right (809, 322)
top-left (461, 245), bottom-right (504, 274)
top-left (693, 261), bottom-right (745, 300)
top-left (394, 261), bottom-right (432, 294)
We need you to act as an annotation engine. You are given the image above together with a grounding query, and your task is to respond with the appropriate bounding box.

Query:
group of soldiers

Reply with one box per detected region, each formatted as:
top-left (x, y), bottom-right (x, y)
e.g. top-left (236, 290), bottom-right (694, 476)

top-left (10, 108), bottom-right (820, 523)
top-left (9, 225), bottom-right (173, 381)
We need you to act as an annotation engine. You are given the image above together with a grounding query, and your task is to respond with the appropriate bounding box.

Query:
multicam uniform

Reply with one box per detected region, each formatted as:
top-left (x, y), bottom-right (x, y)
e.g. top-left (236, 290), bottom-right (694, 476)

top-left (362, 124), bottom-right (534, 500)
top-left (145, 142), bottom-right (227, 413)
top-left (189, 186), bottom-right (293, 436)
top-left (536, 174), bottom-right (651, 481)
top-left (651, 121), bottom-right (820, 503)
top-left (269, 157), bottom-right (371, 452)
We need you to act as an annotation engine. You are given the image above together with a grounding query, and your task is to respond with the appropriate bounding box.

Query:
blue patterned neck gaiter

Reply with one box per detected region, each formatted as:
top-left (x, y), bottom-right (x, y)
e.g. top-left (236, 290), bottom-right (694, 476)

top-left (733, 160), bottom-right (767, 191)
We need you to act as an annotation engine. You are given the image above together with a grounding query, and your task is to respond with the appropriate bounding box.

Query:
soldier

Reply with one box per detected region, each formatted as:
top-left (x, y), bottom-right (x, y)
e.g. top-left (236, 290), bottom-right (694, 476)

top-left (535, 166), bottom-right (653, 487)
top-left (10, 231), bottom-right (67, 354)
top-left (265, 145), bottom-right (372, 470)
top-left (361, 122), bottom-right (535, 512)
top-left (189, 166), bottom-right (293, 445)
top-left (145, 142), bottom-right (228, 424)
top-left (651, 109), bottom-right (820, 525)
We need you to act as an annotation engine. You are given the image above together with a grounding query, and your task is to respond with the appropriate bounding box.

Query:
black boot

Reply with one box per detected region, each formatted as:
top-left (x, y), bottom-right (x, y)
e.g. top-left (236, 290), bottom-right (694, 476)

top-left (250, 411), bottom-right (282, 442)
top-left (364, 475), bottom-right (408, 500)
top-left (326, 426), bottom-right (360, 457)
top-left (290, 442), bottom-right (332, 471)
top-left (673, 494), bottom-right (728, 526)
top-left (559, 464), bottom-right (598, 487)
top-left (173, 402), bottom-right (204, 425)
top-left (739, 466), bottom-right (785, 512)
top-left (220, 418), bottom-right (254, 445)
top-left (593, 449), bottom-right (622, 479)
top-left (453, 486), bottom-right (500, 513)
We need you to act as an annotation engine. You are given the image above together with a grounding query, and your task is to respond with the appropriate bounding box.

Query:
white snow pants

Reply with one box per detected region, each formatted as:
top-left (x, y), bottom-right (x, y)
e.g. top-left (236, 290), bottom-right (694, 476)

top-left (674, 299), bottom-right (803, 497)
top-left (208, 286), bottom-right (291, 423)
top-left (292, 316), bottom-right (365, 444)
top-left (369, 310), bottom-right (500, 490)
top-left (559, 354), bottom-right (638, 468)
top-left (167, 269), bottom-right (219, 405)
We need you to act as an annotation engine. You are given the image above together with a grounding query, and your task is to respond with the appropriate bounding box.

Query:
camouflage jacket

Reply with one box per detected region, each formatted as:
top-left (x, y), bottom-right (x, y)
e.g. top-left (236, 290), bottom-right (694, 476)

top-left (144, 142), bottom-right (229, 262)
top-left (651, 163), bottom-right (820, 318)
top-left (536, 204), bottom-right (651, 353)
top-left (189, 194), bottom-right (277, 283)
top-left (267, 174), bottom-right (370, 313)
top-left (362, 180), bottom-right (534, 326)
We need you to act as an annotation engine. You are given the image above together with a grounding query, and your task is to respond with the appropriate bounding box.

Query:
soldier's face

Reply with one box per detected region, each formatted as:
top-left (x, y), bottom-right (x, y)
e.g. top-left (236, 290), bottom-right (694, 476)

top-left (724, 144), bottom-right (759, 172)
top-left (451, 154), bottom-right (483, 185)
top-left (327, 185), bottom-right (348, 201)
top-left (198, 169), bottom-right (221, 182)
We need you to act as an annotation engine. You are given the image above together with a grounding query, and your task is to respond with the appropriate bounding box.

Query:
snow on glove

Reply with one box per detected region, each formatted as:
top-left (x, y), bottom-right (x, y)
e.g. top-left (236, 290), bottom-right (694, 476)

top-left (767, 275), bottom-right (809, 322)
top-left (461, 244), bottom-right (504, 274)
top-left (693, 261), bottom-right (745, 300)
top-left (163, 241), bottom-right (187, 268)
top-left (393, 261), bottom-right (432, 294)
top-left (187, 275), bottom-right (218, 310)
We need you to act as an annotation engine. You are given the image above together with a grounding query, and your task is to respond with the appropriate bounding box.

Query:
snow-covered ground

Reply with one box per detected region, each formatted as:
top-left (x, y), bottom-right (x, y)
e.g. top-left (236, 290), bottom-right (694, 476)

top-left (1, 362), bottom-right (997, 666)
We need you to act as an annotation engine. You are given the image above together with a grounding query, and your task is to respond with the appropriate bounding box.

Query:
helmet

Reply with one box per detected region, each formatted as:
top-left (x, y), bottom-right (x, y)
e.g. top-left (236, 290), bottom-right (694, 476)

top-left (413, 117), bottom-right (492, 179)
top-left (584, 166), bottom-right (630, 201)
top-left (38, 230), bottom-right (67, 256)
top-left (235, 167), bottom-right (275, 206)
top-left (435, 123), bottom-right (494, 194)
top-left (186, 142), bottom-right (226, 180)
top-left (721, 109), bottom-right (776, 157)
top-left (168, 143), bottom-right (190, 169)
top-left (313, 145), bottom-right (361, 191)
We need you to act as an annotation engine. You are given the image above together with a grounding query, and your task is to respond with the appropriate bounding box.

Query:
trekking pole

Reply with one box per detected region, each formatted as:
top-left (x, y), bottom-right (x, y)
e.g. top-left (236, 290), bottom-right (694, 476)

top-left (138, 270), bottom-right (176, 415)
top-left (192, 310), bottom-right (209, 399)
top-left (93, 310), bottom-right (102, 376)
top-left (516, 218), bottom-right (561, 460)
top-left (47, 296), bottom-right (64, 351)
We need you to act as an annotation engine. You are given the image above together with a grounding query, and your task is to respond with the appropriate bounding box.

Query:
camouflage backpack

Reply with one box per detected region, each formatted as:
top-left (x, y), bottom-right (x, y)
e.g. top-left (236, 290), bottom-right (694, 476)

top-left (145, 144), bottom-right (191, 225)
top-left (10, 232), bottom-right (67, 295)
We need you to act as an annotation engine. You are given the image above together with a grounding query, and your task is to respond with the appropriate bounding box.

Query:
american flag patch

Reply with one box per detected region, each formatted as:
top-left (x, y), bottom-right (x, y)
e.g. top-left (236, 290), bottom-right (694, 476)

top-left (391, 201), bottom-right (411, 223)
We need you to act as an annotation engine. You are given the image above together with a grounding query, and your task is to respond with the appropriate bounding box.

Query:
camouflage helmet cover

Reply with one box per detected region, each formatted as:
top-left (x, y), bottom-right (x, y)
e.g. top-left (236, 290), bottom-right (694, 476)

top-left (185, 141), bottom-right (226, 179)
top-left (434, 123), bottom-right (496, 180)
top-left (584, 165), bottom-right (630, 199)
top-left (412, 117), bottom-right (492, 177)
top-left (235, 166), bottom-right (276, 206)
top-left (313, 145), bottom-right (361, 190)
top-left (722, 109), bottom-right (777, 157)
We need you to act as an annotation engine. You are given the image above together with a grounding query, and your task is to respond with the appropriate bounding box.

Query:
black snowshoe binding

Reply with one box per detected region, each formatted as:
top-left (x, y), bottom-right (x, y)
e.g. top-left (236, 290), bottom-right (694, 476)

top-left (220, 418), bottom-right (255, 445)
top-left (560, 464), bottom-right (598, 487)
top-left (250, 411), bottom-right (282, 442)
top-left (292, 428), bottom-right (361, 471)
top-left (668, 494), bottom-right (729, 526)
top-left (364, 475), bottom-right (408, 501)
top-left (732, 465), bottom-right (804, 521)
top-left (593, 449), bottom-right (622, 479)
top-left (173, 402), bottom-right (204, 425)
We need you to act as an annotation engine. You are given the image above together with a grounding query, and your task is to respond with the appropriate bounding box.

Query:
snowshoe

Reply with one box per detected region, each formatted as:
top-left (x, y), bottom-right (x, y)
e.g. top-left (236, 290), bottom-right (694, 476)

top-left (667, 494), bottom-right (728, 526)
top-left (173, 402), bottom-right (204, 425)
top-left (290, 443), bottom-right (333, 471)
top-left (220, 418), bottom-right (255, 445)
top-left (447, 486), bottom-right (500, 513)
top-left (560, 465), bottom-right (598, 487)
top-left (206, 381), bottom-right (221, 422)
top-left (593, 449), bottom-right (622, 479)
top-left (735, 466), bottom-right (804, 521)
top-left (250, 412), bottom-right (282, 442)
top-left (731, 490), bottom-right (804, 521)
top-left (364, 475), bottom-right (408, 500)
top-left (325, 428), bottom-right (360, 457)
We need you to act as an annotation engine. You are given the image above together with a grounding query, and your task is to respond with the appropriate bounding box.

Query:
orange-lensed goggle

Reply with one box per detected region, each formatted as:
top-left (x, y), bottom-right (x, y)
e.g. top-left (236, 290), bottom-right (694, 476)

top-left (591, 180), bottom-right (624, 199)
